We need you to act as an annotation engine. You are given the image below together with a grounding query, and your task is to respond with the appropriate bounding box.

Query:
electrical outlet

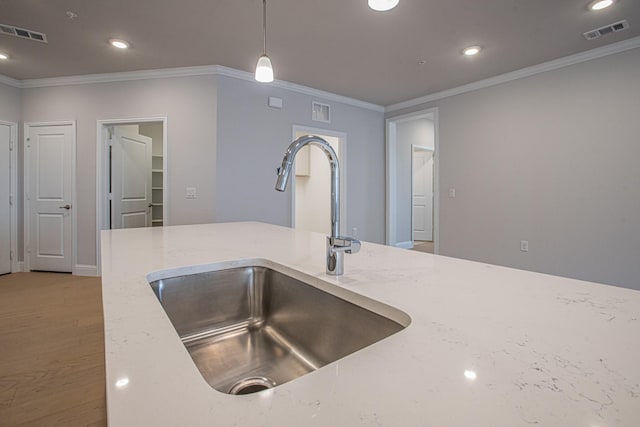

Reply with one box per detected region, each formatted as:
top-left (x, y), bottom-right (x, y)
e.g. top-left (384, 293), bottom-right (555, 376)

top-left (520, 240), bottom-right (529, 252)
top-left (352, 227), bottom-right (358, 237)
top-left (449, 188), bottom-right (456, 198)
top-left (186, 187), bottom-right (197, 199)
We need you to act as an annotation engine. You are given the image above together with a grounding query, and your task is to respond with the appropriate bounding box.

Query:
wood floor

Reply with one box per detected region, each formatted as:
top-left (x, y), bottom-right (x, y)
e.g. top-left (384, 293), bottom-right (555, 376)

top-left (411, 240), bottom-right (434, 254)
top-left (0, 272), bottom-right (107, 426)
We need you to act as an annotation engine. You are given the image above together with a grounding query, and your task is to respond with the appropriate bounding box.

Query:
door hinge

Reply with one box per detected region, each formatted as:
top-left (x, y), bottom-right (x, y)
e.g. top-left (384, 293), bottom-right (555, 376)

top-left (9, 195), bottom-right (13, 206)
top-left (9, 140), bottom-right (14, 150)
top-left (108, 192), bottom-right (113, 200)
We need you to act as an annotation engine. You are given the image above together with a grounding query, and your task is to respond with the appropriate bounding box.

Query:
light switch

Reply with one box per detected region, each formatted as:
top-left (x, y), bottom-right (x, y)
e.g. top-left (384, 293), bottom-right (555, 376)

top-left (186, 187), bottom-right (197, 199)
top-left (520, 240), bottom-right (529, 252)
top-left (449, 188), bottom-right (456, 198)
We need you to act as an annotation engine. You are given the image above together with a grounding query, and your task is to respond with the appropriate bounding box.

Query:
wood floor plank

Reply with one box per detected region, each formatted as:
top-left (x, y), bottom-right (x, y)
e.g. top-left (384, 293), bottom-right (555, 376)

top-left (0, 272), bottom-right (107, 426)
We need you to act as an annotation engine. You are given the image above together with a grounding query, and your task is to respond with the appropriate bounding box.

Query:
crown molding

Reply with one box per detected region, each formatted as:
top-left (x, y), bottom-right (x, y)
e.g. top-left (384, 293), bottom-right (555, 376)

top-left (386, 36), bottom-right (640, 113)
top-left (0, 74), bottom-right (21, 88)
top-left (2, 64), bottom-right (384, 112)
top-left (19, 65), bottom-right (220, 88)
top-left (214, 66), bottom-right (385, 112)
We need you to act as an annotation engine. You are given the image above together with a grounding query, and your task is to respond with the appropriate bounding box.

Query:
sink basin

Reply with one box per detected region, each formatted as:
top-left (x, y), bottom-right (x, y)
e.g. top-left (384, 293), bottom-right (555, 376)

top-left (148, 261), bottom-right (410, 395)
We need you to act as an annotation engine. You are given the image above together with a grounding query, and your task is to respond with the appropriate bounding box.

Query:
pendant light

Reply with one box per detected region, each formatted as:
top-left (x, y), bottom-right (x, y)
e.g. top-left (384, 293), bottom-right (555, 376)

top-left (368, 0), bottom-right (399, 12)
top-left (255, 0), bottom-right (274, 83)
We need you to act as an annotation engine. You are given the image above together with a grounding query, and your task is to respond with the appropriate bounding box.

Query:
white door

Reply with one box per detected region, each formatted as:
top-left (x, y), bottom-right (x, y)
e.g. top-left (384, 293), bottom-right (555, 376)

top-left (110, 127), bottom-right (153, 229)
top-left (0, 124), bottom-right (11, 274)
top-left (27, 124), bottom-right (74, 272)
top-left (412, 149), bottom-right (434, 241)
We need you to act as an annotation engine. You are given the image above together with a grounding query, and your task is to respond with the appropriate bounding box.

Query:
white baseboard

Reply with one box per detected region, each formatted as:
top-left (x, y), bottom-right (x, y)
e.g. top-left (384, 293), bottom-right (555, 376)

top-left (74, 264), bottom-right (99, 277)
top-left (13, 261), bottom-right (25, 272)
top-left (395, 241), bottom-right (414, 249)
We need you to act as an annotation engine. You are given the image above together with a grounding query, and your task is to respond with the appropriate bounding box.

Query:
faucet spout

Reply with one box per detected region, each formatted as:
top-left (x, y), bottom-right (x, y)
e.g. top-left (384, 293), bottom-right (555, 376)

top-left (274, 135), bottom-right (360, 276)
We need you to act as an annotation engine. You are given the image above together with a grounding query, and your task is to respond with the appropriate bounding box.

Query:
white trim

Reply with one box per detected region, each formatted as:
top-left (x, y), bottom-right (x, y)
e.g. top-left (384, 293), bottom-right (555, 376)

top-left (395, 241), bottom-right (414, 249)
top-left (74, 264), bottom-right (99, 277)
top-left (23, 121), bottom-right (77, 273)
top-left (290, 126), bottom-right (348, 235)
top-left (386, 109), bottom-right (440, 254)
top-left (3, 65), bottom-right (383, 112)
top-left (2, 37), bottom-right (638, 112)
top-left (96, 117), bottom-right (168, 276)
top-left (0, 74), bottom-right (21, 87)
top-left (16, 261), bottom-right (24, 272)
top-left (0, 120), bottom-right (18, 272)
top-left (386, 36), bottom-right (640, 112)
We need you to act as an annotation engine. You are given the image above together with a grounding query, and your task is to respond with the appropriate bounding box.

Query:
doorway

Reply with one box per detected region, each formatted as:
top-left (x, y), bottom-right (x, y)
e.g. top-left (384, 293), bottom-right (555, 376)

top-left (96, 118), bottom-right (167, 274)
top-left (0, 121), bottom-right (18, 274)
top-left (291, 126), bottom-right (346, 236)
top-left (24, 122), bottom-right (76, 272)
top-left (386, 109), bottom-right (439, 252)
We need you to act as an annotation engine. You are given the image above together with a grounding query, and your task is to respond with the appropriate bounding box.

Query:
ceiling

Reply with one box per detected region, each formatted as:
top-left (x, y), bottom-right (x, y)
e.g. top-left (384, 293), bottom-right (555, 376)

top-left (0, 0), bottom-right (639, 106)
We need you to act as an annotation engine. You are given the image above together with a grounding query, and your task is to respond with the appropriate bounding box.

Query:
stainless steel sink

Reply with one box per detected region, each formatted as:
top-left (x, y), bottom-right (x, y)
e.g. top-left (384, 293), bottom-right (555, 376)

top-left (148, 263), bottom-right (410, 395)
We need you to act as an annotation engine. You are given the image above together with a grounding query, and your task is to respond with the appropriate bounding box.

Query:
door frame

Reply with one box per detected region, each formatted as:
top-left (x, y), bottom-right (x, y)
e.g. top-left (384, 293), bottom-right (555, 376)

top-left (96, 117), bottom-right (168, 275)
top-left (411, 144), bottom-right (434, 244)
top-left (290, 125), bottom-right (347, 235)
top-left (0, 120), bottom-right (19, 272)
top-left (23, 121), bottom-right (77, 273)
top-left (385, 108), bottom-right (440, 253)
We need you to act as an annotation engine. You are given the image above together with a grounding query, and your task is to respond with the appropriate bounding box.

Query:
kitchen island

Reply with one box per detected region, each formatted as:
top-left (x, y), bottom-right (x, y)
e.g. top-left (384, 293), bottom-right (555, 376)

top-left (101, 222), bottom-right (640, 426)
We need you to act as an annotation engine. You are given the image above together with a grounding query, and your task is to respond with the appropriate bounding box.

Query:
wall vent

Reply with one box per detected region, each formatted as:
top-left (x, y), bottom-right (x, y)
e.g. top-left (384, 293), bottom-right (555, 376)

top-left (0, 24), bottom-right (48, 43)
top-left (583, 20), bottom-right (629, 40)
top-left (312, 102), bottom-right (331, 123)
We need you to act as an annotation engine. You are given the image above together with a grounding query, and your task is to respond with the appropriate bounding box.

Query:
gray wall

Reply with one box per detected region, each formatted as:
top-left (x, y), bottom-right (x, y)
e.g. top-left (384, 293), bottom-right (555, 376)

top-left (388, 47), bottom-right (640, 290)
top-left (215, 75), bottom-right (386, 243)
top-left (20, 76), bottom-right (218, 266)
top-left (0, 82), bottom-right (21, 122)
top-left (395, 118), bottom-right (434, 243)
top-left (14, 73), bottom-right (385, 268)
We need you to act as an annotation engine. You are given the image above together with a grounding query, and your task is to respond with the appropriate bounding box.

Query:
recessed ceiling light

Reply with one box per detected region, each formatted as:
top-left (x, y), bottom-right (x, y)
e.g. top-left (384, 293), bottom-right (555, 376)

top-left (368, 0), bottom-right (399, 12)
top-left (462, 46), bottom-right (482, 56)
top-left (0, 52), bottom-right (8, 60)
top-left (109, 39), bottom-right (129, 49)
top-left (589, 0), bottom-right (614, 10)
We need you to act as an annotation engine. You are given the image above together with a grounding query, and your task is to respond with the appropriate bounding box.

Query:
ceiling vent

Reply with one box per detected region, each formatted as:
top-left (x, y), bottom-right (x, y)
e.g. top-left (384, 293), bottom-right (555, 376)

top-left (583, 20), bottom-right (629, 40)
top-left (0, 24), bottom-right (48, 43)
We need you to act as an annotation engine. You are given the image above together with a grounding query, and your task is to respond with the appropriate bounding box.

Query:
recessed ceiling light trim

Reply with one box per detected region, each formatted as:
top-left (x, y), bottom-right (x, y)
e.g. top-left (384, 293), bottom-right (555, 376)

top-left (589, 0), bottom-right (614, 11)
top-left (462, 46), bottom-right (482, 56)
top-left (109, 39), bottom-right (130, 49)
top-left (368, 0), bottom-right (399, 11)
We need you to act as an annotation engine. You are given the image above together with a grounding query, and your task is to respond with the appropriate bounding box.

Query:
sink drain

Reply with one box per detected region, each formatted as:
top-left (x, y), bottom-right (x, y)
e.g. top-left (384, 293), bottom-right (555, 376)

top-left (228, 376), bottom-right (277, 395)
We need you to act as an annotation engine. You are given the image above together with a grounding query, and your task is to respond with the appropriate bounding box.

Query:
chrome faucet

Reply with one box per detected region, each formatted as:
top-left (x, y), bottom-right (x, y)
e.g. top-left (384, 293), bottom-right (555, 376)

top-left (275, 135), bottom-right (361, 276)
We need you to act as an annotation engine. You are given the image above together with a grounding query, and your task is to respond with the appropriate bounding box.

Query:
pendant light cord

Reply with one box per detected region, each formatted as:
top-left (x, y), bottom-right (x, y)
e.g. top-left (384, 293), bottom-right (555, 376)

top-left (263, 0), bottom-right (267, 55)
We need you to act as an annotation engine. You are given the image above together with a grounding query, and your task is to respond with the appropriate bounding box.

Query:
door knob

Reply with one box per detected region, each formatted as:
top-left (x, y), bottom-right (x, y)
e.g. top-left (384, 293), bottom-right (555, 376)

top-left (59, 204), bottom-right (71, 210)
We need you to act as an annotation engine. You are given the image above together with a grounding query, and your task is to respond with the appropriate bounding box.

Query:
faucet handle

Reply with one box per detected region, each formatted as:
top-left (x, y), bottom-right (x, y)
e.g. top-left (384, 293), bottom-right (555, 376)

top-left (328, 236), bottom-right (361, 254)
top-left (346, 238), bottom-right (361, 254)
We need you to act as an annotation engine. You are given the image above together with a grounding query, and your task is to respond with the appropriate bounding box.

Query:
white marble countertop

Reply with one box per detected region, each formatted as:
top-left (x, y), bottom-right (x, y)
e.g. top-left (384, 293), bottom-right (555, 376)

top-left (100, 222), bottom-right (640, 426)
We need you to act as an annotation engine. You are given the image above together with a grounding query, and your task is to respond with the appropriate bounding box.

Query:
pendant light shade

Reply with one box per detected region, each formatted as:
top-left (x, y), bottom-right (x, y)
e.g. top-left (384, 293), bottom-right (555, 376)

top-left (255, 0), bottom-right (274, 83)
top-left (368, 0), bottom-right (399, 11)
top-left (255, 54), bottom-right (274, 83)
